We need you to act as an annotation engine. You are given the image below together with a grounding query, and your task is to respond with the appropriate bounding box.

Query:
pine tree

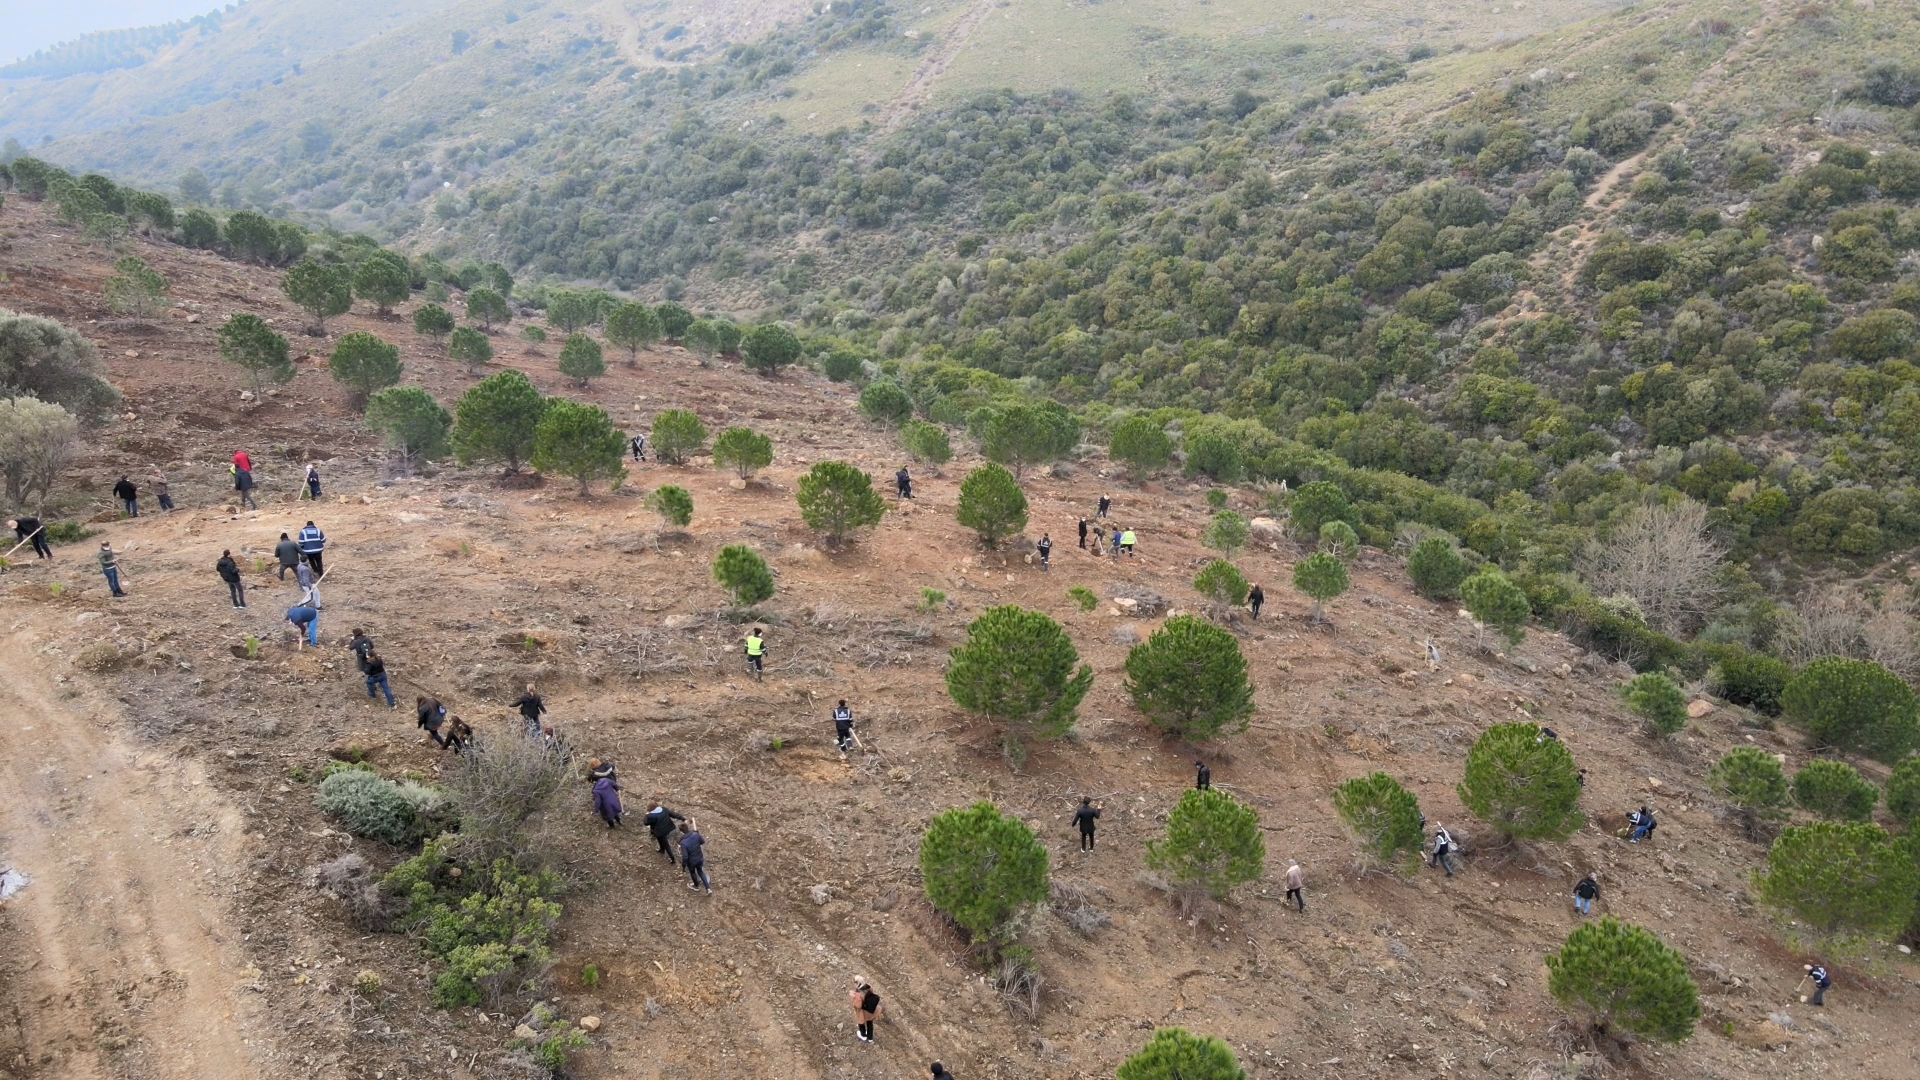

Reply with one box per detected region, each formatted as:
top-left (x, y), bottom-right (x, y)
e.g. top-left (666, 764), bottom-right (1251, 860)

top-left (649, 408), bottom-right (707, 465)
top-left (1192, 559), bottom-right (1250, 613)
top-left (1115, 1028), bottom-right (1246, 1080)
top-left (531, 399), bottom-right (627, 496)
top-left (1456, 722), bottom-right (1584, 842)
top-left (1791, 759), bottom-right (1879, 821)
top-left (647, 485), bottom-right (693, 529)
top-left (216, 313), bottom-right (293, 391)
top-left (1461, 567), bottom-right (1531, 647)
top-left (1544, 918), bottom-right (1700, 1043)
top-left (1318, 519), bottom-right (1360, 560)
top-left (1332, 772), bottom-right (1425, 868)
top-left (448, 326), bottom-right (493, 373)
top-left (858, 380), bottom-right (913, 426)
top-left (1123, 615), bottom-right (1255, 741)
top-left (711, 426), bottom-right (773, 481)
top-left (918, 802), bottom-right (1049, 949)
top-left (1203, 510), bottom-right (1249, 559)
top-left (1707, 746), bottom-right (1789, 840)
top-left (1757, 821), bottom-right (1920, 935)
top-left (1291, 552), bottom-right (1349, 622)
top-left (945, 605), bottom-right (1093, 765)
top-left (412, 303), bottom-right (455, 345)
top-left (1781, 657), bottom-right (1920, 763)
top-left (327, 331), bottom-right (402, 410)
top-left (1624, 672), bottom-right (1688, 738)
top-left (1108, 415), bottom-right (1172, 481)
top-left (740, 323), bottom-right (802, 375)
top-left (794, 461), bottom-right (885, 545)
top-left (543, 289), bottom-right (597, 333)
top-left (1288, 481), bottom-right (1352, 539)
top-left (1406, 536), bottom-right (1468, 598)
top-left (711, 544), bottom-right (774, 608)
top-left (956, 462), bottom-right (1028, 549)
top-left (453, 370), bottom-right (546, 474)
top-left (364, 386), bottom-right (451, 474)
top-left (352, 251), bottom-right (410, 315)
top-left (604, 301), bottom-right (661, 362)
top-left (557, 334), bottom-right (605, 387)
top-left (982, 401), bottom-right (1078, 477)
top-left (464, 286), bottom-right (510, 332)
top-left (901, 419), bottom-right (952, 464)
top-left (654, 300), bottom-right (694, 339)
top-left (103, 256), bottom-right (169, 317)
top-left (1146, 788), bottom-right (1265, 900)
top-left (1887, 758), bottom-right (1920, 825)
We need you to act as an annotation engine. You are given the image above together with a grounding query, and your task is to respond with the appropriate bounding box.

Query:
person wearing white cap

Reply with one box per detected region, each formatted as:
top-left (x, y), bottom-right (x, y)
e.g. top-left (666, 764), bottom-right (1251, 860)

top-left (848, 978), bottom-right (882, 1043)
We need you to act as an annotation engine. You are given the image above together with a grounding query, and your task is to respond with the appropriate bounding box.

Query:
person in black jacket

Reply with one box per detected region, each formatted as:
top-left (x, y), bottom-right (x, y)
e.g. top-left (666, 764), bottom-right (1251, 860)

top-left (511, 683), bottom-right (546, 735)
top-left (679, 820), bottom-right (710, 893)
top-left (1037, 533), bottom-right (1052, 571)
top-left (445, 716), bottom-right (473, 753)
top-left (216, 549), bottom-right (246, 608)
top-left (1573, 873), bottom-right (1599, 916)
top-left (1073, 796), bottom-right (1101, 852)
top-left (832, 700), bottom-right (855, 752)
top-left (1077, 517), bottom-right (1088, 549)
top-left (274, 533), bottom-right (302, 580)
top-left (1805, 964), bottom-right (1832, 1006)
top-left (1195, 760), bottom-right (1211, 789)
top-left (849, 979), bottom-right (881, 1043)
top-left (1248, 582), bottom-right (1264, 619)
top-left (930, 1065), bottom-right (956, 1080)
top-left (896, 466), bottom-right (913, 499)
top-left (9, 517), bottom-right (52, 560)
top-left (645, 802), bottom-right (686, 864)
top-left (348, 628), bottom-right (374, 672)
top-left (362, 650), bottom-right (395, 707)
top-left (416, 696), bottom-right (450, 748)
top-left (113, 475), bottom-right (139, 517)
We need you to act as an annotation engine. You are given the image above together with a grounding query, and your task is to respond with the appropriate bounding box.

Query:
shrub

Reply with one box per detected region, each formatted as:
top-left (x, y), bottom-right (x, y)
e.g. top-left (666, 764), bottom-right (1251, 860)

top-left (741, 323), bottom-right (802, 374)
top-left (1781, 657), bottom-right (1920, 763)
top-left (649, 408), bottom-right (707, 465)
top-left (365, 386), bottom-right (452, 473)
top-left (1544, 918), bottom-right (1699, 1044)
top-left (464, 287), bottom-right (510, 331)
top-left (1146, 788), bottom-right (1265, 900)
top-left (982, 401), bottom-right (1079, 477)
top-left (945, 605), bottom-right (1093, 765)
top-left (1116, 1028), bottom-right (1246, 1080)
top-left (1109, 415), bottom-right (1172, 480)
top-left (647, 484), bottom-right (693, 528)
top-left (918, 586), bottom-right (947, 612)
top-left (1183, 433), bottom-right (1243, 482)
top-left (1318, 519), bottom-right (1360, 559)
top-left (1624, 672), bottom-right (1688, 738)
top-left (1755, 820), bottom-right (1918, 935)
top-left (1791, 759), bottom-right (1878, 821)
top-left (1703, 644), bottom-right (1790, 715)
top-left (859, 379), bottom-right (914, 426)
top-left (1887, 758), bottom-right (1920, 825)
top-left (1068, 585), bottom-right (1098, 612)
top-left (1193, 559), bottom-right (1250, 610)
top-left (1406, 536), bottom-right (1468, 598)
top-left (216, 313), bottom-right (293, 391)
top-left (443, 734), bottom-right (573, 863)
top-left (956, 462), bottom-right (1029, 549)
top-left (384, 838), bottom-right (563, 1007)
top-left (901, 419), bottom-right (952, 464)
top-left (317, 769), bottom-right (435, 845)
top-left (531, 399), bottom-right (627, 496)
top-left (1461, 567), bottom-right (1530, 647)
top-left (918, 801), bottom-right (1050, 949)
top-left (328, 331), bottom-right (402, 410)
top-left (0, 308), bottom-right (121, 419)
top-left (453, 369), bottom-right (546, 473)
top-left (604, 301), bottom-right (661, 361)
top-left (1333, 772), bottom-right (1425, 868)
top-left (795, 460), bottom-right (886, 545)
top-left (1124, 615), bottom-right (1255, 742)
top-left (557, 334), bottom-right (605, 387)
top-left (684, 320), bottom-right (721, 356)
top-left (711, 426), bottom-right (773, 480)
top-left (521, 325), bottom-right (547, 343)
top-left (1456, 722), bottom-right (1584, 842)
top-left (1203, 510), bottom-right (1249, 559)
top-left (1289, 480), bottom-right (1352, 538)
top-left (654, 300), bottom-right (694, 338)
top-left (821, 347), bottom-right (866, 382)
top-left (712, 544), bottom-right (774, 608)
top-left (352, 251), bottom-right (410, 315)
top-left (103, 256), bottom-right (168, 317)
top-left (1708, 747), bottom-right (1789, 838)
top-left (413, 303), bottom-right (455, 344)
top-left (1291, 552), bottom-right (1349, 622)
top-left (448, 326), bottom-right (493, 372)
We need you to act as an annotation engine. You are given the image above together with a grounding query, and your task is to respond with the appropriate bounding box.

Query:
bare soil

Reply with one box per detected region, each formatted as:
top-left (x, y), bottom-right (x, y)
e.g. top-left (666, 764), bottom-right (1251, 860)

top-left (2, 197), bottom-right (1917, 1080)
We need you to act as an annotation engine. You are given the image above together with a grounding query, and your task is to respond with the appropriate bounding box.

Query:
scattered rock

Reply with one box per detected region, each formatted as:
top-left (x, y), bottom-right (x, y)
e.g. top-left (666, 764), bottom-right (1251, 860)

top-left (1552, 662), bottom-right (1572, 678)
top-left (728, 477), bottom-right (747, 490)
top-left (513, 1024), bottom-right (538, 1040)
top-left (578, 1016), bottom-right (601, 1033)
top-left (1111, 624), bottom-right (1139, 646)
top-left (1647, 776), bottom-right (1663, 789)
top-left (1686, 699), bottom-right (1715, 718)
top-left (810, 884), bottom-right (833, 905)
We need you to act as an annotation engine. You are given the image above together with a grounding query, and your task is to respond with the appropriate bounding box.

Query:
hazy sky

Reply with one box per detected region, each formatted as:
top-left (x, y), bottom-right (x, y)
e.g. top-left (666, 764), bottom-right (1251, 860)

top-left (2, 1), bottom-right (223, 65)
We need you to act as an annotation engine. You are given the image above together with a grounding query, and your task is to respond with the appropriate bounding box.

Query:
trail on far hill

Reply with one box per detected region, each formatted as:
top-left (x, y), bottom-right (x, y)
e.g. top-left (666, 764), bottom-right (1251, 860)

top-left (873, 0), bottom-right (999, 137)
top-left (0, 634), bottom-right (266, 1080)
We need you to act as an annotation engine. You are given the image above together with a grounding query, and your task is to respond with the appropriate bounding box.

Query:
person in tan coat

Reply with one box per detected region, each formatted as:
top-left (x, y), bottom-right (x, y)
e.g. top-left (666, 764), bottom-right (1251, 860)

top-left (849, 978), bottom-right (882, 1043)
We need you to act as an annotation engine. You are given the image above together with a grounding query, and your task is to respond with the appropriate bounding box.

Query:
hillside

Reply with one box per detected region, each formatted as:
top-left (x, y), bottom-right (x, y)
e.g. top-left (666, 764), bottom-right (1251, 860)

top-left (3, 191), bottom-right (1920, 1080)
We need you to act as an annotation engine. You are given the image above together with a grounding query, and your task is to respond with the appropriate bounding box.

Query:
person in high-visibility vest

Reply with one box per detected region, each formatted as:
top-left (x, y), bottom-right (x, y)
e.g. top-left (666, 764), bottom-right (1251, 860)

top-left (1119, 528), bottom-right (1137, 557)
top-left (744, 627), bottom-right (767, 676)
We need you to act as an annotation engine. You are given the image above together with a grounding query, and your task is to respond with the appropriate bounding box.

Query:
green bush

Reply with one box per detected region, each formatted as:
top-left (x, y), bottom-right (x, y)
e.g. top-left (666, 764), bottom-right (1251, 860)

top-left (1123, 615), bottom-right (1255, 742)
top-left (1068, 585), bottom-right (1098, 612)
top-left (712, 543), bottom-right (775, 608)
top-left (384, 839), bottom-right (564, 1007)
top-left (453, 369), bottom-right (545, 474)
top-left (448, 326), bottom-right (493, 372)
top-left (859, 379), bottom-right (914, 425)
top-left (795, 460), bottom-right (885, 545)
top-left (327, 330), bottom-right (402, 410)
top-left (918, 801), bottom-right (1049, 949)
top-left (1183, 433), bottom-right (1243, 483)
top-left (1456, 722), bottom-right (1584, 841)
top-left (283, 259), bottom-right (351, 334)
top-left (1288, 481), bottom-right (1352, 539)
top-left (956, 462), bottom-right (1029, 549)
top-left (604, 301), bottom-right (661, 360)
top-left (1203, 510), bottom-right (1249, 559)
top-left (1702, 644), bottom-right (1790, 716)
top-left (412, 303), bottom-right (455, 344)
top-left (1544, 917), bottom-right (1699, 1043)
top-left (557, 333), bottom-right (605, 386)
top-left (741, 323), bottom-right (802, 374)
top-left (945, 605), bottom-right (1093, 765)
top-left (1109, 415), bottom-right (1172, 480)
top-left (216, 313), bottom-right (293, 391)
top-left (1146, 788), bottom-right (1265, 900)
top-left (1332, 772), bottom-right (1425, 868)
top-left (1461, 567), bottom-right (1530, 647)
top-left (901, 419), bottom-right (952, 464)
top-left (821, 347), bottom-right (866, 382)
top-left (531, 399), bottom-right (627, 496)
top-left (647, 484), bottom-right (693, 528)
top-left (1291, 552), bottom-right (1349, 622)
top-left (317, 769), bottom-right (443, 845)
top-left (1781, 657), bottom-right (1920, 763)
top-left (1887, 758), bottom-right (1920, 826)
top-left (1708, 747), bottom-right (1789, 837)
top-left (1755, 820), bottom-right (1919, 936)
top-left (1791, 759), bottom-right (1878, 821)
top-left (464, 287), bottom-right (510, 331)
top-left (1318, 519), bottom-right (1360, 559)
top-left (1624, 672), bottom-right (1688, 738)
top-left (654, 300), bottom-right (694, 339)
top-left (365, 386), bottom-right (453, 472)
top-left (1116, 1028), bottom-right (1246, 1080)
top-left (1193, 559), bottom-right (1250, 610)
top-left (650, 407), bottom-right (708, 465)
top-left (711, 426), bottom-right (773, 480)
top-left (1406, 536), bottom-right (1467, 598)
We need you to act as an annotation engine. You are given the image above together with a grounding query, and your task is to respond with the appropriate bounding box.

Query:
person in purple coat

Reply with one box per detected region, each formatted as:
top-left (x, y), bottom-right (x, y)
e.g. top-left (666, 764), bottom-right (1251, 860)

top-left (593, 775), bottom-right (623, 828)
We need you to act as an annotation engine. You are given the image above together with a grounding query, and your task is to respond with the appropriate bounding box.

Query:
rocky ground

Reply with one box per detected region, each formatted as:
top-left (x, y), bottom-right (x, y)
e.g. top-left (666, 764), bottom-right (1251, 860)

top-left (2, 198), bottom-right (1919, 1080)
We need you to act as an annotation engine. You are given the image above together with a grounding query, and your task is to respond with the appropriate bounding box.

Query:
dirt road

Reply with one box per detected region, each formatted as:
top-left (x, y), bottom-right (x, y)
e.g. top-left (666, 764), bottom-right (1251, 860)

top-left (0, 634), bottom-right (265, 1080)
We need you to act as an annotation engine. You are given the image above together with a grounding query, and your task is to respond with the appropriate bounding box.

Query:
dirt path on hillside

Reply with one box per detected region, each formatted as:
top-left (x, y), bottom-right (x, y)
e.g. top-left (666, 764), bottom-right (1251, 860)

top-left (0, 634), bottom-right (265, 1080)
top-left (873, 0), bottom-right (997, 136)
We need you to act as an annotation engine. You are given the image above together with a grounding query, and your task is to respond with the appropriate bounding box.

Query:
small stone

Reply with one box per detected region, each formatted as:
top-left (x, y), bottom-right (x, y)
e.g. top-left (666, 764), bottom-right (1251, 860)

top-left (728, 477), bottom-right (747, 490)
top-left (1686, 699), bottom-right (1714, 718)
top-left (1647, 776), bottom-right (1663, 789)
top-left (579, 1016), bottom-right (601, 1032)
top-left (810, 884), bottom-right (833, 905)
top-left (124, 349), bottom-right (139, 358)
top-left (513, 1024), bottom-right (538, 1040)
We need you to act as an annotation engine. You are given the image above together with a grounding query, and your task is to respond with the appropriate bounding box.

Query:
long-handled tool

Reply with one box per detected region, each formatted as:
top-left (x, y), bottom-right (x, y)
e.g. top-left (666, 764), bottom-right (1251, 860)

top-left (3, 525), bottom-right (47, 561)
